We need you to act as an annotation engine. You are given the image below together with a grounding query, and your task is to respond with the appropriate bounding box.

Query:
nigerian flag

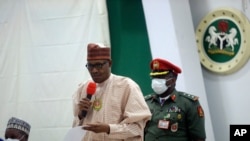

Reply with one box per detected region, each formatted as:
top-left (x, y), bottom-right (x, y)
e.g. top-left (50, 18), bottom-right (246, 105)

top-left (106, 0), bottom-right (152, 95)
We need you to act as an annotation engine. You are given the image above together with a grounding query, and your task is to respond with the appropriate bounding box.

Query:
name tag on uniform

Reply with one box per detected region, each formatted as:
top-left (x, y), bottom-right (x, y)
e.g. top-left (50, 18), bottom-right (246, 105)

top-left (158, 120), bottom-right (170, 129)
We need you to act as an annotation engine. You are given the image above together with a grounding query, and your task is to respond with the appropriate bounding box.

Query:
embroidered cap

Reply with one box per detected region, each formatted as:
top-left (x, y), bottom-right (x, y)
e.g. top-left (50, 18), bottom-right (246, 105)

top-left (6, 117), bottom-right (31, 135)
top-left (87, 43), bottom-right (111, 61)
top-left (150, 58), bottom-right (182, 76)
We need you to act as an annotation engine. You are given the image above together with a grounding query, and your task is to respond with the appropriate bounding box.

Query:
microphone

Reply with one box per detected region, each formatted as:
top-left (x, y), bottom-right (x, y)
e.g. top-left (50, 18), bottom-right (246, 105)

top-left (81, 81), bottom-right (96, 117)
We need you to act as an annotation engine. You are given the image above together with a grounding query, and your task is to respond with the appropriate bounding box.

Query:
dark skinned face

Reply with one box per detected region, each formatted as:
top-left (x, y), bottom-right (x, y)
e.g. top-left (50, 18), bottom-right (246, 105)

top-left (151, 72), bottom-right (177, 98)
top-left (86, 59), bottom-right (111, 83)
top-left (5, 128), bottom-right (28, 141)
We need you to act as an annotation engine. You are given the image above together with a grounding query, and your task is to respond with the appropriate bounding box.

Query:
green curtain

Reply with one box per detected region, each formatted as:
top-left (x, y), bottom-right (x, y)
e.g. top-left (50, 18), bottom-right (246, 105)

top-left (107, 0), bottom-right (153, 95)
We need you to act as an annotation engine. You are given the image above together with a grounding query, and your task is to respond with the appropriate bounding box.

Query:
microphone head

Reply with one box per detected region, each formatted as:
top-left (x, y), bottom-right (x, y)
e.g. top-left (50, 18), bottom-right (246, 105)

top-left (86, 82), bottom-right (96, 95)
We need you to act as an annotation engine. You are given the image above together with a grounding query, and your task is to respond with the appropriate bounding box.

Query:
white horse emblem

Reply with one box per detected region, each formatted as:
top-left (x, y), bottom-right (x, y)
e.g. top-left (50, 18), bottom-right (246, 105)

top-left (205, 26), bottom-right (218, 49)
top-left (205, 26), bottom-right (238, 51)
top-left (225, 28), bottom-right (238, 51)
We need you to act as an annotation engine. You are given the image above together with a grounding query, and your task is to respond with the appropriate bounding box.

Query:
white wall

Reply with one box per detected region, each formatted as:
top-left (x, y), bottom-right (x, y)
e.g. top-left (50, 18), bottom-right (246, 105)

top-left (189, 0), bottom-right (250, 141)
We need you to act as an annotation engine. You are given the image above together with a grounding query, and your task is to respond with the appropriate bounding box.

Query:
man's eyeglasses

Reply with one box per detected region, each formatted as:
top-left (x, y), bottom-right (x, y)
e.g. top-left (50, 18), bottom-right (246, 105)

top-left (85, 61), bottom-right (108, 70)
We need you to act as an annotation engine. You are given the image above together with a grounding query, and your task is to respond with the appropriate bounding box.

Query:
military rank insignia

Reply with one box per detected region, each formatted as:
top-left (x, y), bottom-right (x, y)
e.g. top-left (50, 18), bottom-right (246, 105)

top-left (197, 105), bottom-right (204, 117)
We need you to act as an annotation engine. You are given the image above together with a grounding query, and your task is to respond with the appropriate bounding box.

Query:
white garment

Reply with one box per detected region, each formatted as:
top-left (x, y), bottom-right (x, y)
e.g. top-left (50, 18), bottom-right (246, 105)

top-left (72, 74), bottom-right (152, 141)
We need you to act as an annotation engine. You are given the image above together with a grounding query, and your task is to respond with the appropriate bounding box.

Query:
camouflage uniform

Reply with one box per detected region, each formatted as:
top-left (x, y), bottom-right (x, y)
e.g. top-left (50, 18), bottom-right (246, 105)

top-left (144, 90), bottom-right (206, 141)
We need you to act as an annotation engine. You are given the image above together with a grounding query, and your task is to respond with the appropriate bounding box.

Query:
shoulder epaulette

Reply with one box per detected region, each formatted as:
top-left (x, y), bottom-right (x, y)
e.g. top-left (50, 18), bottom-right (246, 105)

top-left (144, 94), bottom-right (153, 101)
top-left (180, 92), bottom-right (199, 101)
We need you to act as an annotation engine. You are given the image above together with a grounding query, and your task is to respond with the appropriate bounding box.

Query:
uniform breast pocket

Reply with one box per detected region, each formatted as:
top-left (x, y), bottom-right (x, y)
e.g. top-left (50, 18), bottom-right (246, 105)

top-left (164, 112), bottom-right (185, 134)
top-left (170, 112), bottom-right (184, 123)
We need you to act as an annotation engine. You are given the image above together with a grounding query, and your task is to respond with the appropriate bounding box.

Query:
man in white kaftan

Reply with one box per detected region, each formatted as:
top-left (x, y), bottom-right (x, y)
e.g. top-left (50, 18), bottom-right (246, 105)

top-left (72, 43), bottom-right (151, 141)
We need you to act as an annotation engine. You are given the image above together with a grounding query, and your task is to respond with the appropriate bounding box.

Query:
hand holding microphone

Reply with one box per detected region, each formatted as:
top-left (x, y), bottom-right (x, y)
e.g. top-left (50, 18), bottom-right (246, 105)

top-left (80, 82), bottom-right (96, 118)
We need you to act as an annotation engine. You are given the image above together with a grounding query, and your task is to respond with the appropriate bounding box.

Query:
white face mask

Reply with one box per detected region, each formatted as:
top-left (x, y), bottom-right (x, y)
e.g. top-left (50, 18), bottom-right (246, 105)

top-left (6, 135), bottom-right (24, 141)
top-left (151, 78), bottom-right (168, 95)
top-left (5, 139), bottom-right (20, 141)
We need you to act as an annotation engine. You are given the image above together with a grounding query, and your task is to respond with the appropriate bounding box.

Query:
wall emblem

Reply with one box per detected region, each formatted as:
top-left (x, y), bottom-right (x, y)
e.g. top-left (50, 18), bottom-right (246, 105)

top-left (196, 7), bottom-right (250, 74)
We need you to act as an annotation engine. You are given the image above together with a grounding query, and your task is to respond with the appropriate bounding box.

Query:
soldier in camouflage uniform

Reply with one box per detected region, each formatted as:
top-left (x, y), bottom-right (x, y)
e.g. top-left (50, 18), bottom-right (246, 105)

top-left (144, 58), bottom-right (206, 141)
